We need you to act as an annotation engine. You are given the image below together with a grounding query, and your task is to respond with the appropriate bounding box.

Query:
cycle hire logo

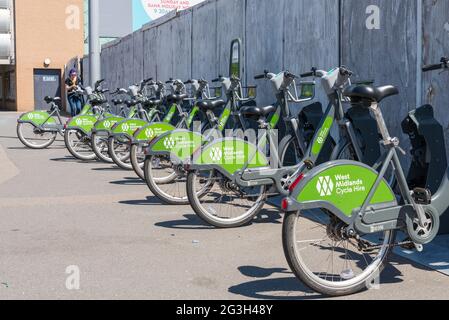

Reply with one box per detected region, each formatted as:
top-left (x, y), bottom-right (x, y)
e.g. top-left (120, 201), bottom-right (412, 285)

top-left (145, 128), bottom-right (155, 138)
top-left (163, 137), bottom-right (175, 149)
top-left (122, 123), bottom-right (130, 132)
top-left (104, 120), bottom-right (111, 129)
top-left (76, 118), bottom-right (83, 126)
top-left (316, 176), bottom-right (334, 197)
top-left (210, 147), bottom-right (223, 162)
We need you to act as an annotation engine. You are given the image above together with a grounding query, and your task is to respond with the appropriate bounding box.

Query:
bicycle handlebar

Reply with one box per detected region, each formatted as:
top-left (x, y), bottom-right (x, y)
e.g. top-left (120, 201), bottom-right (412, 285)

top-left (423, 57), bottom-right (448, 72)
top-left (300, 67), bottom-right (317, 78)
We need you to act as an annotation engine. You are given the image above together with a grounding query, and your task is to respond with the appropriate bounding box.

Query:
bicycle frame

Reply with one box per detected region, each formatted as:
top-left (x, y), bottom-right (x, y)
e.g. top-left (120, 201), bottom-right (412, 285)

top-left (18, 103), bottom-right (65, 134)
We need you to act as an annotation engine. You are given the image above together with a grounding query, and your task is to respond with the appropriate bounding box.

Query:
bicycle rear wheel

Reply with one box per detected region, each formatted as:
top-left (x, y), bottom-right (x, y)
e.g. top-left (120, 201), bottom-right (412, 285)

top-left (17, 123), bottom-right (57, 149)
top-left (283, 209), bottom-right (395, 296)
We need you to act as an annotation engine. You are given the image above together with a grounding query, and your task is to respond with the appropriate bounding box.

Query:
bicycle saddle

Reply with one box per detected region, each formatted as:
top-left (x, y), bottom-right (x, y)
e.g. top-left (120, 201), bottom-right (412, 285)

top-left (146, 99), bottom-right (163, 107)
top-left (112, 99), bottom-right (124, 105)
top-left (125, 100), bottom-right (138, 107)
top-left (197, 100), bottom-right (226, 111)
top-left (44, 96), bottom-right (61, 103)
top-left (344, 85), bottom-right (399, 104)
top-left (166, 94), bottom-right (188, 103)
top-left (241, 105), bottom-right (276, 118)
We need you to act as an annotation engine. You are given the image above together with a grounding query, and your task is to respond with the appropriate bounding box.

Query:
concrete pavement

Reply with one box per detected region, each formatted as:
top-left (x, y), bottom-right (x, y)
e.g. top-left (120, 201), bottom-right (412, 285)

top-left (1, 111), bottom-right (449, 300)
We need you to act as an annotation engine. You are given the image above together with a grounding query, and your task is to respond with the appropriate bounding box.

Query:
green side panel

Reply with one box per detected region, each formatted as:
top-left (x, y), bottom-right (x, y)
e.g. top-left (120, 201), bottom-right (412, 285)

top-left (134, 122), bottom-right (176, 141)
top-left (269, 109), bottom-right (281, 129)
top-left (19, 111), bottom-right (56, 126)
top-left (186, 106), bottom-right (200, 128)
top-left (67, 115), bottom-right (98, 132)
top-left (297, 164), bottom-right (396, 217)
top-left (80, 104), bottom-right (93, 115)
top-left (218, 108), bottom-right (231, 131)
top-left (112, 119), bottom-right (148, 136)
top-left (94, 116), bottom-right (124, 131)
top-left (128, 107), bottom-right (138, 118)
top-left (194, 139), bottom-right (269, 175)
top-left (163, 104), bottom-right (177, 123)
top-left (311, 116), bottom-right (333, 156)
top-left (151, 130), bottom-right (203, 161)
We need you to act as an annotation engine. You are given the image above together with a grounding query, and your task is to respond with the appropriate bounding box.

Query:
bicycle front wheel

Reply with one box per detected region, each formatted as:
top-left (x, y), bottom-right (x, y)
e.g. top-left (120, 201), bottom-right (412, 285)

top-left (130, 144), bottom-right (147, 180)
top-left (64, 129), bottom-right (96, 161)
top-left (283, 209), bottom-right (395, 297)
top-left (186, 170), bottom-right (266, 228)
top-left (144, 155), bottom-right (189, 205)
top-left (91, 132), bottom-right (113, 163)
top-left (108, 136), bottom-right (133, 170)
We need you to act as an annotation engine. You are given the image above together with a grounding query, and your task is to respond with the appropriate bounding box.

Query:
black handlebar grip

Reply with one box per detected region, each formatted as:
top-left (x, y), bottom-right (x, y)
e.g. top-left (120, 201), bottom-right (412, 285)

top-left (254, 74), bottom-right (266, 80)
top-left (300, 71), bottom-right (314, 78)
top-left (211, 78), bottom-right (220, 83)
top-left (422, 64), bottom-right (443, 72)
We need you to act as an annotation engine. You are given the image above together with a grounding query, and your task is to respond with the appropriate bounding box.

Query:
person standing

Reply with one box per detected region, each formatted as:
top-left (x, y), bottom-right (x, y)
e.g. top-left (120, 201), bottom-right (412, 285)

top-left (65, 69), bottom-right (83, 117)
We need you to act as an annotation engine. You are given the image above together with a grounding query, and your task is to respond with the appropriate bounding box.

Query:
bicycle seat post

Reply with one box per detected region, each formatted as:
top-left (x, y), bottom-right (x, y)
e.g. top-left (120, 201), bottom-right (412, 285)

top-left (369, 102), bottom-right (394, 145)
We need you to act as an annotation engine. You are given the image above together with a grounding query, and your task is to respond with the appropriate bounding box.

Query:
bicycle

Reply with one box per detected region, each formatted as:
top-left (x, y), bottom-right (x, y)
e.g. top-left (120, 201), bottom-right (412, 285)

top-left (17, 96), bottom-right (66, 149)
top-left (281, 57), bottom-right (449, 297)
top-left (130, 78), bottom-right (222, 181)
top-left (64, 80), bottom-right (112, 161)
top-left (144, 75), bottom-right (254, 204)
top-left (185, 67), bottom-right (385, 228)
top-left (91, 80), bottom-right (154, 163)
top-left (107, 79), bottom-right (188, 170)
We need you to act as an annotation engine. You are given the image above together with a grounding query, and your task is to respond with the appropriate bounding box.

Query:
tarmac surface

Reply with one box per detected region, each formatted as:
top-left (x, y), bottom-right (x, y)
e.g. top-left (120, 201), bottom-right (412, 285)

top-left (1, 111), bottom-right (449, 300)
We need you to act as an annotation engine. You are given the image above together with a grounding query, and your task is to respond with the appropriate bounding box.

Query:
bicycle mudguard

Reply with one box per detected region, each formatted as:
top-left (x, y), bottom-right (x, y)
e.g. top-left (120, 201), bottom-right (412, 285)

top-left (92, 116), bottom-right (125, 134)
top-left (18, 111), bottom-right (57, 127)
top-left (191, 137), bottom-right (270, 177)
top-left (110, 118), bottom-right (148, 140)
top-left (66, 115), bottom-right (99, 134)
top-left (287, 160), bottom-right (397, 223)
top-left (133, 122), bottom-right (176, 143)
top-left (346, 107), bottom-right (381, 166)
top-left (147, 129), bottom-right (203, 163)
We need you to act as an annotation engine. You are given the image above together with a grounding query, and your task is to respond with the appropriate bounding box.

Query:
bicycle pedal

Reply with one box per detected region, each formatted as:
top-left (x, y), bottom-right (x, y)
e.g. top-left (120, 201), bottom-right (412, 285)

top-left (412, 188), bottom-right (432, 205)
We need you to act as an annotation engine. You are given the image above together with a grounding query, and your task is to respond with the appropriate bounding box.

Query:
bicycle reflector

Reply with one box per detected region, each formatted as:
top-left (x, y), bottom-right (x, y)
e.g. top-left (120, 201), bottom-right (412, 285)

top-left (289, 173), bottom-right (305, 192)
top-left (281, 198), bottom-right (289, 211)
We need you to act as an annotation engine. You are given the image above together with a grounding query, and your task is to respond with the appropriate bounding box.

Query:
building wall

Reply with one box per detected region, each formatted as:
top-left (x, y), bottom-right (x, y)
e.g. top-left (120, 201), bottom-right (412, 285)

top-left (92, 0), bottom-right (449, 160)
top-left (14, 0), bottom-right (84, 112)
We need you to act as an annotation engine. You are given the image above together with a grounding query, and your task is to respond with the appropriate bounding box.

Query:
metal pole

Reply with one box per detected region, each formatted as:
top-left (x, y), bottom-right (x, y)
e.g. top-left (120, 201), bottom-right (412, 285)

top-left (89, 0), bottom-right (101, 87)
top-left (416, 0), bottom-right (423, 108)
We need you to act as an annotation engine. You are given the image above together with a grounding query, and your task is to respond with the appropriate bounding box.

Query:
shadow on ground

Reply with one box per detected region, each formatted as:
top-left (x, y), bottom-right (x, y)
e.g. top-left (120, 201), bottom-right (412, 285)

top-left (154, 209), bottom-right (282, 230)
top-left (119, 195), bottom-right (167, 206)
top-left (228, 256), bottom-right (431, 300)
top-left (110, 177), bottom-right (145, 186)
